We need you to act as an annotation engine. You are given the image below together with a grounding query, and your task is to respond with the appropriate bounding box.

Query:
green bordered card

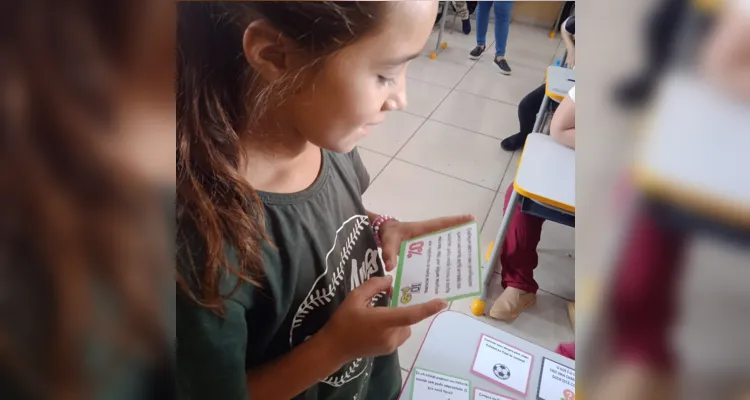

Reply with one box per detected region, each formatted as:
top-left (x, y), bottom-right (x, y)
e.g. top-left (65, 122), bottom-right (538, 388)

top-left (410, 368), bottom-right (471, 400)
top-left (390, 221), bottom-right (482, 308)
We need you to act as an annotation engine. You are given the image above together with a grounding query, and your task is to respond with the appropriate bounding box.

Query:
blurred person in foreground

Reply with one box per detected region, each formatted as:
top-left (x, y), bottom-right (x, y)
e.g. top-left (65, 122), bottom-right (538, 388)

top-left (0, 0), bottom-right (175, 399)
top-left (594, 2), bottom-right (750, 398)
top-left (702, 0), bottom-right (750, 101)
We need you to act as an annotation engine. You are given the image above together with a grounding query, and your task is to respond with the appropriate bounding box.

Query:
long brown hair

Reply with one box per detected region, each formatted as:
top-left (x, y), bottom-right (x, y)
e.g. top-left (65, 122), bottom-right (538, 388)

top-left (0, 0), bottom-right (172, 399)
top-left (176, 2), bottom-right (388, 312)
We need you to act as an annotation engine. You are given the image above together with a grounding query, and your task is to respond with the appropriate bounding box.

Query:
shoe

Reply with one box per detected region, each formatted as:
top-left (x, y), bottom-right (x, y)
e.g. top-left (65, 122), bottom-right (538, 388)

top-left (500, 132), bottom-right (527, 152)
top-left (435, 12), bottom-right (443, 26)
top-left (469, 45), bottom-right (485, 60)
top-left (494, 57), bottom-right (511, 75)
top-left (488, 287), bottom-right (536, 322)
top-left (462, 19), bottom-right (471, 34)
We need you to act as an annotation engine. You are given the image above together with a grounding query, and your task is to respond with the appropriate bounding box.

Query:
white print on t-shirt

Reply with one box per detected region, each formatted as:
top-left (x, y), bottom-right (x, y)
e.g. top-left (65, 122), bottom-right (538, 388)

top-left (289, 214), bottom-right (386, 389)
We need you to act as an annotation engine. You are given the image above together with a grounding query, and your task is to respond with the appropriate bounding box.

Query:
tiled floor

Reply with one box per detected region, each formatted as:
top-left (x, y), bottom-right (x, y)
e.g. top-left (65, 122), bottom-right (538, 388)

top-left (358, 20), bottom-right (575, 377)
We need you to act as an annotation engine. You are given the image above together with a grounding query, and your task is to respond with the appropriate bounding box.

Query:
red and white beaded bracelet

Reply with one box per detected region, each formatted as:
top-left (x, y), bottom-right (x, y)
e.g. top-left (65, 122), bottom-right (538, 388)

top-left (371, 214), bottom-right (398, 248)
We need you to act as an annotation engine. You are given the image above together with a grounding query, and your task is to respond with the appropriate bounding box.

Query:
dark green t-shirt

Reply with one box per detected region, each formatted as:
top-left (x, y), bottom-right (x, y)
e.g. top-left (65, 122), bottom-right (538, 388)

top-left (177, 148), bottom-right (401, 400)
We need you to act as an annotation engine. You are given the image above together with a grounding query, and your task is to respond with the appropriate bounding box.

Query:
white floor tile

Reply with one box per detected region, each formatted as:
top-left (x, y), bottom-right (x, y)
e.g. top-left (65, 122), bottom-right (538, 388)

top-left (430, 90), bottom-right (519, 139)
top-left (396, 120), bottom-right (511, 190)
top-left (505, 41), bottom-right (557, 72)
top-left (421, 39), bottom-right (478, 68)
top-left (406, 55), bottom-right (472, 89)
top-left (450, 279), bottom-right (574, 351)
top-left (535, 224), bottom-right (575, 302)
top-left (357, 147), bottom-right (390, 184)
top-left (405, 78), bottom-right (451, 118)
top-left (363, 160), bottom-right (495, 231)
top-left (358, 111), bottom-right (425, 157)
top-left (456, 61), bottom-right (544, 106)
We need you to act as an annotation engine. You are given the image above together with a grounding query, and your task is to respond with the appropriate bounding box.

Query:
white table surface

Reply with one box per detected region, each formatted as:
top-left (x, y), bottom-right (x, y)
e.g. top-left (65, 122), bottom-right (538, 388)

top-left (514, 133), bottom-right (575, 213)
top-left (398, 311), bottom-right (574, 400)
top-left (546, 66), bottom-right (575, 99)
top-left (636, 72), bottom-right (750, 215)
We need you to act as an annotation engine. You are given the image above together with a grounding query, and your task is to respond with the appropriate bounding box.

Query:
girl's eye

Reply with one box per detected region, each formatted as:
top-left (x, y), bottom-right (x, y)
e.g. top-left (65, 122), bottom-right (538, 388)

top-left (378, 75), bottom-right (396, 87)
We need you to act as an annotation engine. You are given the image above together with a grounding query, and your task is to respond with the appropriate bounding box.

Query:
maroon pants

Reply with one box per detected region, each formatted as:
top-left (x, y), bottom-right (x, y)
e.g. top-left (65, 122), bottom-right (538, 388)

top-left (609, 203), bottom-right (686, 370)
top-left (498, 184), bottom-right (545, 293)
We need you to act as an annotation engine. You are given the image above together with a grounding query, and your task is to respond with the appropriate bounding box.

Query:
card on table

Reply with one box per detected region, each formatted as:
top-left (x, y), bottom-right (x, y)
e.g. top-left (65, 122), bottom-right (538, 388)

top-left (473, 387), bottom-right (516, 400)
top-left (410, 368), bottom-right (471, 400)
top-left (536, 358), bottom-right (575, 400)
top-left (471, 334), bottom-right (534, 396)
top-left (391, 221), bottom-right (481, 308)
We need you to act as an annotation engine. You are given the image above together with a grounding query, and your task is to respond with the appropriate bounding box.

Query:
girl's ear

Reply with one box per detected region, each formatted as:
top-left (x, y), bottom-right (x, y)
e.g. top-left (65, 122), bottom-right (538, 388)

top-left (242, 20), bottom-right (296, 81)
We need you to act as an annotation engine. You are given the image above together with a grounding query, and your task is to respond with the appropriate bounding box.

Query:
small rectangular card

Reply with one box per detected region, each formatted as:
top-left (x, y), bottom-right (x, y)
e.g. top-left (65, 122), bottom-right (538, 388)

top-left (536, 357), bottom-right (575, 400)
top-left (473, 387), bottom-right (516, 400)
top-left (471, 334), bottom-right (533, 396)
top-left (410, 368), bottom-right (471, 400)
top-left (392, 221), bottom-right (481, 307)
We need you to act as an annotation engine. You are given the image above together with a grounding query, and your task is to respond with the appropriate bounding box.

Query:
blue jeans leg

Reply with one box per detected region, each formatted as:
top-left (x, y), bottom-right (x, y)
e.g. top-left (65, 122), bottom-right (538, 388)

top-left (493, 1), bottom-right (513, 57)
top-left (475, 1), bottom-right (493, 47)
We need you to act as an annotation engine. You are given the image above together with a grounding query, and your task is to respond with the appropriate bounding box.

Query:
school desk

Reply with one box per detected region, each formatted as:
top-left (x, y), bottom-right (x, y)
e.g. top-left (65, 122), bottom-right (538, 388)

top-left (472, 133), bottom-right (575, 316)
top-left (634, 72), bottom-right (750, 230)
top-left (398, 311), bottom-right (574, 400)
top-left (532, 66), bottom-right (575, 134)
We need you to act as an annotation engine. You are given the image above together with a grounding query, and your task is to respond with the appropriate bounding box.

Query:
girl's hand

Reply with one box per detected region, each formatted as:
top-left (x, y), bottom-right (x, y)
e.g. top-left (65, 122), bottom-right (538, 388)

top-left (564, 49), bottom-right (575, 68)
top-left (379, 215), bottom-right (475, 271)
top-left (319, 276), bottom-right (448, 363)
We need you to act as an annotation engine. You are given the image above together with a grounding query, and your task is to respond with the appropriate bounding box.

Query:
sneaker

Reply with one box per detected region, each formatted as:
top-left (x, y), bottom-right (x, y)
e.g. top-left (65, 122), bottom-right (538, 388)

top-left (469, 45), bottom-right (485, 60)
top-left (495, 57), bottom-right (512, 75)
top-left (488, 287), bottom-right (536, 322)
top-left (500, 132), bottom-right (527, 152)
top-left (462, 19), bottom-right (471, 35)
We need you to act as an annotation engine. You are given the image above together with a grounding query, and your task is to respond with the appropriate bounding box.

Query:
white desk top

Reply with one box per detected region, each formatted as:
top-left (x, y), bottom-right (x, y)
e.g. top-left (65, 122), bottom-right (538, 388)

top-left (514, 133), bottom-right (575, 213)
top-left (545, 66), bottom-right (575, 100)
top-left (398, 311), bottom-right (574, 400)
top-left (635, 72), bottom-right (750, 224)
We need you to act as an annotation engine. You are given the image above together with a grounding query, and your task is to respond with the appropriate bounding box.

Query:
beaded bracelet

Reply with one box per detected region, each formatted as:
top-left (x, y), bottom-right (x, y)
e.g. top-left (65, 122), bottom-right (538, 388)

top-left (371, 214), bottom-right (398, 248)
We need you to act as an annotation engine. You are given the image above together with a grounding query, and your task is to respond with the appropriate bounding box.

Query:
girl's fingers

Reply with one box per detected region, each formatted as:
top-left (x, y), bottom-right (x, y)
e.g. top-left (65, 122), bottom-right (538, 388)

top-left (407, 215), bottom-right (475, 238)
top-left (381, 236), bottom-right (401, 272)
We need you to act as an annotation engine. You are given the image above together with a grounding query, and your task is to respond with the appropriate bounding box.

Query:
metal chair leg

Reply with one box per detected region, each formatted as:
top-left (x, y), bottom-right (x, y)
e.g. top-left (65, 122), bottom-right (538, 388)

top-left (472, 189), bottom-right (521, 316)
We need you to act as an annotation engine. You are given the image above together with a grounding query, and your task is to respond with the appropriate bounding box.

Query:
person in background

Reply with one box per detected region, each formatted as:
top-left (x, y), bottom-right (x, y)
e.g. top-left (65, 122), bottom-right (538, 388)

top-left (501, 16), bottom-right (574, 152)
top-left (437, 1), bottom-right (473, 34)
top-left (469, 1), bottom-right (514, 75)
top-left (488, 85), bottom-right (575, 322)
top-left (561, 15), bottom-right (575, 68)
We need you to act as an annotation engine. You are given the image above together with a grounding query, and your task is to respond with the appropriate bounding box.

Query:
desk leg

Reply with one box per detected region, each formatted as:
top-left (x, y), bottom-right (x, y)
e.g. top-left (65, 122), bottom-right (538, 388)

top-left (472, 189), bottom-right (521, 316)
top-left (532, 95), bottom-right (550, 133)
top-left (431, 1), bottom-right (451, 59)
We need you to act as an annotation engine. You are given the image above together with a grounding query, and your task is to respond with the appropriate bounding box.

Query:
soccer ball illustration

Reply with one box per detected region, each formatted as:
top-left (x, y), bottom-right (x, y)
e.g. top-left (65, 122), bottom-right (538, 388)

top-left (493, 363), bottom-right (511, 380)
